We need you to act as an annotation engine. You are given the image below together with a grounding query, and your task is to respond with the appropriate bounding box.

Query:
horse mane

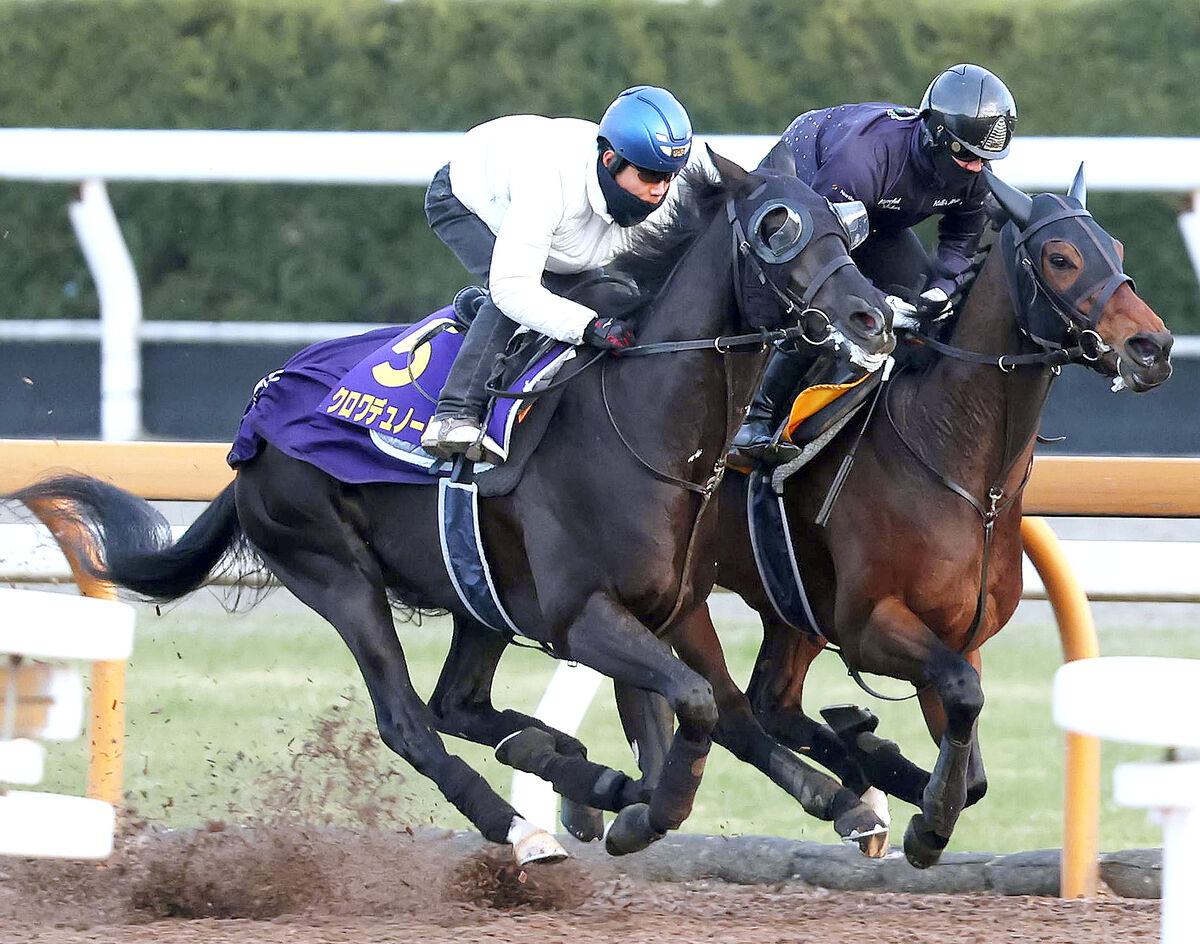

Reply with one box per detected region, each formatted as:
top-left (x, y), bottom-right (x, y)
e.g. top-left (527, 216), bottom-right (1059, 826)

top-left (610, 166), bottom-right (729, 321)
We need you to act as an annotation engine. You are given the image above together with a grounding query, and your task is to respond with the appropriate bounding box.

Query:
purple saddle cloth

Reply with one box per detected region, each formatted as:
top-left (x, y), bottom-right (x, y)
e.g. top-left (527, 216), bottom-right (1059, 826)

top-left (228, 307), bottom-right (573, 485)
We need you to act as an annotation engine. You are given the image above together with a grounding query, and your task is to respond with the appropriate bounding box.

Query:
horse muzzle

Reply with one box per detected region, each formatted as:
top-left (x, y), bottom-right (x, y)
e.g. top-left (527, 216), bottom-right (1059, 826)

top-left (1114, 330), bottom-right (1173, 392)
top-left (842, 300), bottom-right (895, 357)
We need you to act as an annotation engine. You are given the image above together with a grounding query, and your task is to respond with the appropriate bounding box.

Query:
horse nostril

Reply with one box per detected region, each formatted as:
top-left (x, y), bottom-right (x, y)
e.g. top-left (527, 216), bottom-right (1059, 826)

top-left (851, 310), bottom-right (880, 337)
top-left (1127, 334), bottom-right (1167, 367)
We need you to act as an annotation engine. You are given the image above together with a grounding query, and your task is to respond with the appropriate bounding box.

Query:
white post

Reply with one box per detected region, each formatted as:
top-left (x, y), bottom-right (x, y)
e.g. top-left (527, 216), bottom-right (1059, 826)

top-left (1159, 804), bottom-right (1200, 943)
top-left (509, 662), bottom-right (605, 831)
top-left (1178, 189), bottom-right (1200, 289)
top-left (68, 179), bottom-right (142, 441)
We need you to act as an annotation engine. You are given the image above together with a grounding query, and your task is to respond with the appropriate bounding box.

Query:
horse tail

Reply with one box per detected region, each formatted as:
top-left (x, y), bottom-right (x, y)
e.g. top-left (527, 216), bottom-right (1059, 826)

top-left (11, 475), bottom-right (245, 602)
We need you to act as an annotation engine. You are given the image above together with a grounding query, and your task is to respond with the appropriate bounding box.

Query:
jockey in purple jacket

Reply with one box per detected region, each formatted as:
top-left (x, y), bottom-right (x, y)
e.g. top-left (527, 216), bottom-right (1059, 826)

top-left (732, 63), bottom-right (1018, 457)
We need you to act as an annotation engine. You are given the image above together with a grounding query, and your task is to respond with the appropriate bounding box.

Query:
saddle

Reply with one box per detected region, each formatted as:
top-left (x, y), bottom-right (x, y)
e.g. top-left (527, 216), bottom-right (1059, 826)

top-left (728, 367), bottom-right (881, 477)
top-left (230, 276), bottom-right (641, 497)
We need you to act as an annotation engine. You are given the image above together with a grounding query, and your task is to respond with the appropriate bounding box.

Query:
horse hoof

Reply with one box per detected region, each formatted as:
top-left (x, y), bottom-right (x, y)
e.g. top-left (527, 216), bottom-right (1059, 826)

top-left (513, 829), bottom-right (570, 866)
top-left (850, 787), bottom-right (890, 857)
top-left (603, 803), bottom-right (665, 857)
top-left (859, 831), bottom-right (889, 858)
top-left (834, 794), bottom-right (887, 852)
top-left (560, 798), bottom-right (605, 842)
top-left (902, 814), bottom-right (949, 869)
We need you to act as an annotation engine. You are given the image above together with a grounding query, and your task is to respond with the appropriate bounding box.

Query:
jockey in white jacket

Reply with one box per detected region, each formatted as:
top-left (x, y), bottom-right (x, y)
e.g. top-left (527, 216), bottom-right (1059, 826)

top-left (421, 86), bottom-right (693, 464)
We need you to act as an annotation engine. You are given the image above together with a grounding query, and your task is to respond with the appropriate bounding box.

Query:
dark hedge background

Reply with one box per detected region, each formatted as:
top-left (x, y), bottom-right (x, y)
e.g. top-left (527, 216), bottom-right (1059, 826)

top-left (0, 0), bottom-right (1196, 330)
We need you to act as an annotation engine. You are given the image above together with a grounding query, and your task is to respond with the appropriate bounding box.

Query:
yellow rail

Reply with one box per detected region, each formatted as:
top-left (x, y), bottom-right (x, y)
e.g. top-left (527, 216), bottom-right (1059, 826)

top-left (4, 441), bottom-right (1198, 515)
top-left (5, 440), bottom-right (1195, 893)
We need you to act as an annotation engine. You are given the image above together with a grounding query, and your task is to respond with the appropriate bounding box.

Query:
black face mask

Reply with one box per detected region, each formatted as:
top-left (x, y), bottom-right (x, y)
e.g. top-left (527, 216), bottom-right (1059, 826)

top-left (930, 146), bottom-right (982, 187)
top-left (918, 123), bottom-right (983, 189)
top-left (596, 156), bottom-right (662, 227)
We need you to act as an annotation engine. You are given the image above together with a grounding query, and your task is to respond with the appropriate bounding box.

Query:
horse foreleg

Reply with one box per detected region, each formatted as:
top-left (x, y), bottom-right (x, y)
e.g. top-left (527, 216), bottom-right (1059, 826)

top-left (669, 605), bottom-right (888, 854)
top-left (917, 650), bottom-right (988, 809)
top-left (558, 593), bottom-right (716, 857)
top-left (857, 598), bottom-right (984, 869)
top-left (429, 615), bottom-right (640, 841)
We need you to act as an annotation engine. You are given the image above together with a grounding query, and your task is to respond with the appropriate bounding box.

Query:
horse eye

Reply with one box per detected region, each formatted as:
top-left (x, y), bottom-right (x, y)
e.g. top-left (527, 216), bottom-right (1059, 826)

top-left (1048, 253), bottom-right (1073, 270)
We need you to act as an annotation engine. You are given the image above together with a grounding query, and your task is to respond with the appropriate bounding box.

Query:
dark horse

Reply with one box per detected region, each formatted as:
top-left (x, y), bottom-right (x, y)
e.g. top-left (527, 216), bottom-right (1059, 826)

top-left (613, 166), bottom-right (1174, 866)
top-left (12, 153), bottom-right (896, 865)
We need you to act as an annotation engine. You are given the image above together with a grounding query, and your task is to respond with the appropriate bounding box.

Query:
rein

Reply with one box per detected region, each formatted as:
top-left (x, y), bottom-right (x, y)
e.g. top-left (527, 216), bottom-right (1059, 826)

top-left (596, 193), bottom-right (861, 635)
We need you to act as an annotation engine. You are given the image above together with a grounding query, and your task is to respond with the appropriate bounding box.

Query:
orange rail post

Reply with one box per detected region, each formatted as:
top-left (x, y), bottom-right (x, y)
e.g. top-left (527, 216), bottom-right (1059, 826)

top-left (21, 501), bottom-right (126, 807)
top-left (1021, 515), bottom-right (1101, 898)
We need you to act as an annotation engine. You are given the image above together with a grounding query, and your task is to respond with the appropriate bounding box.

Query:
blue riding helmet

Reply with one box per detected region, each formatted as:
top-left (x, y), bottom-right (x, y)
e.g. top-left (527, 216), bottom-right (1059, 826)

top-left (598, 86), bottom-right (693, 174)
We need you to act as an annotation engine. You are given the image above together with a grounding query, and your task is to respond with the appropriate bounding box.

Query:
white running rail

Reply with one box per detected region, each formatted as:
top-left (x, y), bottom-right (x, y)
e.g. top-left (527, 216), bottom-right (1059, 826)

top-left (0, 587), bottom-right (135, 859)
top-left (1055, 657), bottom-right (1200, 942)
top-left (0, 130), bottom-right (1196, 440)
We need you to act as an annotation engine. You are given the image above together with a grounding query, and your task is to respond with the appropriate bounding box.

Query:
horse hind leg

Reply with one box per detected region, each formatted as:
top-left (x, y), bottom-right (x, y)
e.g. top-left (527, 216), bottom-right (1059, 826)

top-left (429, 615), bottom-right (643, 842)
top-left (235, 461), bottom-right (564, 866)
top-left (818, 703), bottom-right (932, 808)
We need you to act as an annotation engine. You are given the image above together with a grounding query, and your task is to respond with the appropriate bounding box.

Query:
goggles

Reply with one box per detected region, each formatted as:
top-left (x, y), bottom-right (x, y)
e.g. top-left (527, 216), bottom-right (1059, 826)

top-left (633, 166), bottom-right (678, 185)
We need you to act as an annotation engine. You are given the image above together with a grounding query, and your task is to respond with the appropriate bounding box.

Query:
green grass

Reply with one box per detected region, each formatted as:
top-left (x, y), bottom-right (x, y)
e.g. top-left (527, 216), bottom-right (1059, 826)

top-left (36, 600), bottom-right (1200, 855)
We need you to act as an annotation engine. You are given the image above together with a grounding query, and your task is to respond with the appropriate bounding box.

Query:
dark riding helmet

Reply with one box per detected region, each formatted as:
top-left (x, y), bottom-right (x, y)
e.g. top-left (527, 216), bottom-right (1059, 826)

top-left (598, 86), bottom-right (693, 175)
top-left (919, 64), bottom-right (1017, 161)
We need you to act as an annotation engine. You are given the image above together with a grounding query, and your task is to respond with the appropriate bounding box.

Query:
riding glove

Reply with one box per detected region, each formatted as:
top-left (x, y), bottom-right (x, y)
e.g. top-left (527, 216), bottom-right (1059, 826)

top-left (885, 295), bottom-right (919, 329)
top-left (583, 316), bottom-right (636, 352)
top-left (916, 287), bottom-right (952, 317)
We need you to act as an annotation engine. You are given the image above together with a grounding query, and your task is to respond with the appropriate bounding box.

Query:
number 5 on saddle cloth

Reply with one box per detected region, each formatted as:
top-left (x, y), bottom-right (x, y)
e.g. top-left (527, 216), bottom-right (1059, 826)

top-left (227, 287), bottom-right (579, 641)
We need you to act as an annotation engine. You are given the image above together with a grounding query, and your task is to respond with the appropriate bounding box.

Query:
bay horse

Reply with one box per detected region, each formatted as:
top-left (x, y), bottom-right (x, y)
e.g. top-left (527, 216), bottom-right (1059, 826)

top-left (613, 166), bottom-right (1174, 866)
top-left (11, 153), bottom-right (895, 865)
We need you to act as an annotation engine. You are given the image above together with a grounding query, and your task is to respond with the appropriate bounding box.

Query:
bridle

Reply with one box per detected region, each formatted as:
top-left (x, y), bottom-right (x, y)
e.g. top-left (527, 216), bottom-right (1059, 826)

top-left (599, 191), bottom-right (877, 633)
top-left (906, 195), bottom-right (1134, 372)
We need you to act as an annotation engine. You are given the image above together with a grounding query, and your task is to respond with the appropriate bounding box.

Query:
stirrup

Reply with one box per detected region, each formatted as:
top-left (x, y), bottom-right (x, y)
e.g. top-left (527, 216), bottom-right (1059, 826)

top-left (730, 418), bottom-right (775, 458)
top-left (421, 415), bottom-right (507, 465)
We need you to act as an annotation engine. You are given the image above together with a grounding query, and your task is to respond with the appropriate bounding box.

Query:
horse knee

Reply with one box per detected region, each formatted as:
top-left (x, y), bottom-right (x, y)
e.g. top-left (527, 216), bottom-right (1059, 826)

top-left (935, 660), bottom-right (984, 732)
top-left (671, 680), bottom-right (718, 733)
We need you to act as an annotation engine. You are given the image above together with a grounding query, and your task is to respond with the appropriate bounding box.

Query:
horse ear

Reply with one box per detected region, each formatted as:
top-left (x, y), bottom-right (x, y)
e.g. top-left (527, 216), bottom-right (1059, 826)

top-left (757, 140), bottom-right (797, 176)
top-left (706, 145), bottom-right (767, 196)
top-left (706, 145), bottom-right (747, 186)
top-left (983, 168), bottom-right (1033, 228)
top-left (1068, 162), bottom-right (1087, 208)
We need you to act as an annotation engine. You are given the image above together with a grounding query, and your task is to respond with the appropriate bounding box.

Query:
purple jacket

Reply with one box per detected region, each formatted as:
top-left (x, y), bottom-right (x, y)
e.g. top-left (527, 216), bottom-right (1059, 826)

top-left (774, 103), bottom-right (990, 295)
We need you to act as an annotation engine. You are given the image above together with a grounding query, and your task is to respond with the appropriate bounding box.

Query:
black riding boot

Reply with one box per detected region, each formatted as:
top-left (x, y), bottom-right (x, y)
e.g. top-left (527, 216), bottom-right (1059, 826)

top-left (730, 351), bottom-right (808, 456)
top-left (423, 296), bottom-right (517, 463)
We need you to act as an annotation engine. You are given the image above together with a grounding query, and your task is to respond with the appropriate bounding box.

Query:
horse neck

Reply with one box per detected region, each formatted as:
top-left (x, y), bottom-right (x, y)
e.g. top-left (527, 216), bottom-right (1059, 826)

top-left (614, 216), bottom-right (762, 460)
top-left (901, 248), bottom-right (1055, 489)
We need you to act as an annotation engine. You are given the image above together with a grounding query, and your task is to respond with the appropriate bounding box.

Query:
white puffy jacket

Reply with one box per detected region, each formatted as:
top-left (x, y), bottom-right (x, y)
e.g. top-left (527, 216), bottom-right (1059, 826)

top-left (448, 115), bottom-right (673, 344)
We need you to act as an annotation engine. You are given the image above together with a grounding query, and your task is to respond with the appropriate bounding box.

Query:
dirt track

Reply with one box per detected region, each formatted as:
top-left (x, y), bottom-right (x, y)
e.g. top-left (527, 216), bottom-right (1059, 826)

top-left (0, 825), bottom-right (1159, 944)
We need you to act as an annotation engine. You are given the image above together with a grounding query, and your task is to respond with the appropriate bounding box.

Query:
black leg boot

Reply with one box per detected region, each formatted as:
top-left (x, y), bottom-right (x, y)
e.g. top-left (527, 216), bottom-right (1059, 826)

top-left (422, 296), bottom-right (517, 464)
top-left (730, 350), bottom-right (808, 457)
